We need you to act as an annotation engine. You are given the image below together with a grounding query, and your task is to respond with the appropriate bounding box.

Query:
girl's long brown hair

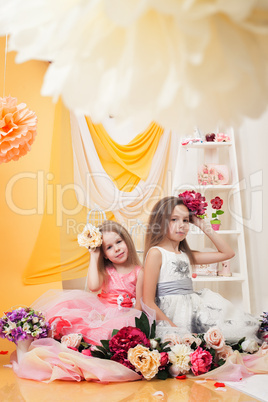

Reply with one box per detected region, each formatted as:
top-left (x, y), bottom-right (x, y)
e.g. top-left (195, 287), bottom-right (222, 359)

top-left (144, 196), bottom-right (196, 265)
top-left (98, 221), bottom-right (141, 278)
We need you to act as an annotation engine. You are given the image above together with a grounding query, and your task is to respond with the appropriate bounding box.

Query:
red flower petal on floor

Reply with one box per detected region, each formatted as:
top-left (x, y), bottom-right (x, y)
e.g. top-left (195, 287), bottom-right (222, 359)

top-left (176, 375), bottom-right (187, 379)
top-left (192, 273), bottom-right (197, 278)
top-left (0, 351), bottom-right (8, 354)
top-left (214, 382), bottom-right (225, 387)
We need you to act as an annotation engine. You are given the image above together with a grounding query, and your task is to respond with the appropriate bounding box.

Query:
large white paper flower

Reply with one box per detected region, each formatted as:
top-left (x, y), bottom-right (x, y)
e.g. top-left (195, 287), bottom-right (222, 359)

top-left (1, 0), bottom-right (268, 131)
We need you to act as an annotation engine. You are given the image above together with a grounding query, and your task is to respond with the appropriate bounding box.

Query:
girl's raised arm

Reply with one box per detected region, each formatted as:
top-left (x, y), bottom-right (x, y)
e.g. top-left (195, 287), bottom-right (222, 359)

top-left (191, 216), bottom-right (235, 265)
top-left (135, 269), bottom-right (144, 311)
top-left (143, 248), bottom-right (177, 327)
top-left (87, 248), bottom-right (104, 291)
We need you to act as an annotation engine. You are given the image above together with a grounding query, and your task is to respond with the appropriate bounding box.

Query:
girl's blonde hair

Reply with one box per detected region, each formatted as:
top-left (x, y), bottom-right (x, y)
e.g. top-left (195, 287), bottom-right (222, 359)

top-left (98, 220), bottom-right (141, 277)
top-left (144, 196), bottom-right (196, 265)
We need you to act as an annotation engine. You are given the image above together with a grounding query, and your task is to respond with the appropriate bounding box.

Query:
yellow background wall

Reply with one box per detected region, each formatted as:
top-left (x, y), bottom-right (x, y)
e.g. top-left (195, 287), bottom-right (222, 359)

top-left (0, 37), bottom-right (62, 353)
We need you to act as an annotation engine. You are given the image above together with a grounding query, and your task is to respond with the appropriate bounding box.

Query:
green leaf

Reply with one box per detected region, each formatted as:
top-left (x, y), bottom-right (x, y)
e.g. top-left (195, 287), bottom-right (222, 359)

top-left (157, 370), bottom-right (169, 380)
top-left (150, 320), bottom-right (156, 339)
top-left (160, 341), bottom-right (171, 349)
top-left (216, 210), bottom-right (224, 215)
top-left (96, 345), bottom-right (109, 354)
top-left (91, 351), bottom-right (108, 359)
top-left (217, 359), bottom-right (225, 366)
top-left (111, 329), bottom-right (119, 337)
top-left (100, 340), bottom-right (110, 350)
top-left (162, 347), bottom-right (171, 353)
top-left (135, 312), bottom-right (150, 338)
top-left (212, 213), bottom-right (217, 218)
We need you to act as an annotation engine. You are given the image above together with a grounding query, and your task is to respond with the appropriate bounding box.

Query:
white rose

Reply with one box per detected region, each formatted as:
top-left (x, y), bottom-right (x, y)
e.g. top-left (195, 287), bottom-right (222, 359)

top-left (241, 339), bottom-right (259, 354)
top-left (150, 339), bottom-right (159, 349)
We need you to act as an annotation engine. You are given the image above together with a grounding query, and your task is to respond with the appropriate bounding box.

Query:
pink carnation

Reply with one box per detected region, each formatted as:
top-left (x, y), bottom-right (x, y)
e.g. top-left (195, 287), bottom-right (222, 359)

top-left (109, 326), bottom-right (150, 354)
top-left (178, 191), bottom-right (207, 216)
top-left (190, 347), bottom-right (212, 376)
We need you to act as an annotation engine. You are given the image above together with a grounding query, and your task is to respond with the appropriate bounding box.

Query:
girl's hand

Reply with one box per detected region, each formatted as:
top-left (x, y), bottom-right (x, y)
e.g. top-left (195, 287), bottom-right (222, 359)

top-left (88, 246), bottom-right (101, 258)
top-left (191, 215), bottom-right (204, 228)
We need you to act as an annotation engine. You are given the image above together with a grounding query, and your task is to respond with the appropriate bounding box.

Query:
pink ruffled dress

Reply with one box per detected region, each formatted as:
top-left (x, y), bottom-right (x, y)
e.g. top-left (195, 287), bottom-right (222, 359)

top-left (32, 266), bottom-right (143, 345)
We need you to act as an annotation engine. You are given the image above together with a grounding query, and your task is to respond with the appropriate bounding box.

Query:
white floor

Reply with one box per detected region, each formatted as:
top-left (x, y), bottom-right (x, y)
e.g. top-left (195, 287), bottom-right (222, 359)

top-left (225, 374), bottom-right (268, 402)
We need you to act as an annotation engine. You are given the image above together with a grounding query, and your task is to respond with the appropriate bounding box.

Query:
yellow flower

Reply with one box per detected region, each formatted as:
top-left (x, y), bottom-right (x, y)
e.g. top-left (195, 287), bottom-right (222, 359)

top-left (128, 345), bottom-right (161, 381)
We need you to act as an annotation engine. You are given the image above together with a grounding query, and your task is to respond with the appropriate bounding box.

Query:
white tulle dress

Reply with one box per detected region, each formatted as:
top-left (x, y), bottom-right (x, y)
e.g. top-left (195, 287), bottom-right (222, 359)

top-left (152, 247), bottom-right (259, 343)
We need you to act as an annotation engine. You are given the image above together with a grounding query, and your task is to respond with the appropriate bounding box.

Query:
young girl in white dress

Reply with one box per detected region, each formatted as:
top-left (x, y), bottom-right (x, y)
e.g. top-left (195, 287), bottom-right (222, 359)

top-left (143, 196), bottom-right (259, 343)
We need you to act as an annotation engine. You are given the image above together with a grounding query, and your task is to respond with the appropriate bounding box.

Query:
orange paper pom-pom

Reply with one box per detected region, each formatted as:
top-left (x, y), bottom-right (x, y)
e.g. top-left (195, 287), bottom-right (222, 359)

top-left (0, 96), bottom-right (37, 163)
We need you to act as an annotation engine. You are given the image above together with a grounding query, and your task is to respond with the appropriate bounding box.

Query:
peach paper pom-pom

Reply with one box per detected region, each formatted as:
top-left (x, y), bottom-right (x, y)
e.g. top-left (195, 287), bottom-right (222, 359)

top-left (0, 96), bottom-right (37, 164)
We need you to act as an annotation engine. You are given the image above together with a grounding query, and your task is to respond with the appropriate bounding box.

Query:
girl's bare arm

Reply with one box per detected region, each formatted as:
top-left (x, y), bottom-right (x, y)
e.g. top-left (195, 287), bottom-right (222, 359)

top-left (135, 268), bottom-right (144, 310)
top-left (143, 248), bottom-right (177, 327)
top-left (87, 248), bottom-right (104, 291)
top-left (191, 216), bottom-right (235, 264)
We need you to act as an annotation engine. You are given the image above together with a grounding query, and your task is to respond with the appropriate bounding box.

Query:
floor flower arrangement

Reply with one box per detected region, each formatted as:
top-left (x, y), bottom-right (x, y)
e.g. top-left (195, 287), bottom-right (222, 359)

top-left (51, 313), bottom-right (265, 381)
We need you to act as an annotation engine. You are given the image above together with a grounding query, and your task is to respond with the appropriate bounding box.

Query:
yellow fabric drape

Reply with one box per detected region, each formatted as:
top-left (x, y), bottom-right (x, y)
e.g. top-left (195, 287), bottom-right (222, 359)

top-left (23, 100), bottom-right (89, 284)
top-left (23, 107), bottom-right (167, 284)
top-left (85, 117), bottom-right (164, 190)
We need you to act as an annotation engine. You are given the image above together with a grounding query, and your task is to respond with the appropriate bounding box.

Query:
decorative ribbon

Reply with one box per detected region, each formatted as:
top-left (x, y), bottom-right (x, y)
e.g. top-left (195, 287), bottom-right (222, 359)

top-left (98, 292), bottom-right (135, 309)
top-left (156, 278), bottom-right (194, 297)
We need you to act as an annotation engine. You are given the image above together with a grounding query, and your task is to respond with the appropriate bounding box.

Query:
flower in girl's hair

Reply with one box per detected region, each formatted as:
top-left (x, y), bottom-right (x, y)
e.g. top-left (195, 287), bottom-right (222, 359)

top-left (178, 190), bottom-right (207, 218)
top-left (77, 223), bottom-right (102, 251)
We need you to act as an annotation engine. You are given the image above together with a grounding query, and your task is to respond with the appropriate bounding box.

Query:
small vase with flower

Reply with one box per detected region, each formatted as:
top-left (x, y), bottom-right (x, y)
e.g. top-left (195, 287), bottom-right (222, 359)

top-left (210, 196), bottom-right (224, 230)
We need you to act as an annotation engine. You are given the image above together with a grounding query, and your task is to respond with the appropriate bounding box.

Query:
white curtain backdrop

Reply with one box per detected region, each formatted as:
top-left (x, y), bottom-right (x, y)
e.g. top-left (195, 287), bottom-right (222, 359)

top-left (70, 113), bottom-right (172, 223)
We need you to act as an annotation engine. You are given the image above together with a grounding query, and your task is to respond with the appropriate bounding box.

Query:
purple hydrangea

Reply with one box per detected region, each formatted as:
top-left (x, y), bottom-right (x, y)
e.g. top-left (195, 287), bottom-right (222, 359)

top-left (0, 307), bottom-right (50, 344)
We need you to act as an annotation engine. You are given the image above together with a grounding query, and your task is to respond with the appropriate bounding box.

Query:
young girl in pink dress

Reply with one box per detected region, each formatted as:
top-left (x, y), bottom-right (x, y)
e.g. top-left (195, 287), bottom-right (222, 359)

top-left (32, 221), bottom-right (144, 345)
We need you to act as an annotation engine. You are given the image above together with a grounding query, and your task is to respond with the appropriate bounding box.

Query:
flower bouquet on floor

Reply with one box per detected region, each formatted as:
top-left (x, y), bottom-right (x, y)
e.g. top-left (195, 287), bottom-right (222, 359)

top-left (52, 313), bottom-right (264, 381)
top-left (0, 307), bottom-right (50, 362)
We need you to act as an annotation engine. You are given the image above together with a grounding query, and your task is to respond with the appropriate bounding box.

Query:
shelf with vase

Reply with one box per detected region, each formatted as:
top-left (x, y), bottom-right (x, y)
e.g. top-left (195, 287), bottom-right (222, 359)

top-left (192, 273), bottom-right (245, 282)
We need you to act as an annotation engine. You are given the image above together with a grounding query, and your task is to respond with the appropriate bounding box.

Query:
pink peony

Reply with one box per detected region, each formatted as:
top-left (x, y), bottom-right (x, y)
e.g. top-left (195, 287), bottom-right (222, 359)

top-left (178, 190), bottom-right (208, 217)
top-left (109, 326), bottom-right (150, 354)
top-left (111, 350), bottom-right (136, 371)
top-left (190, 347), bottom-right (212, 376)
